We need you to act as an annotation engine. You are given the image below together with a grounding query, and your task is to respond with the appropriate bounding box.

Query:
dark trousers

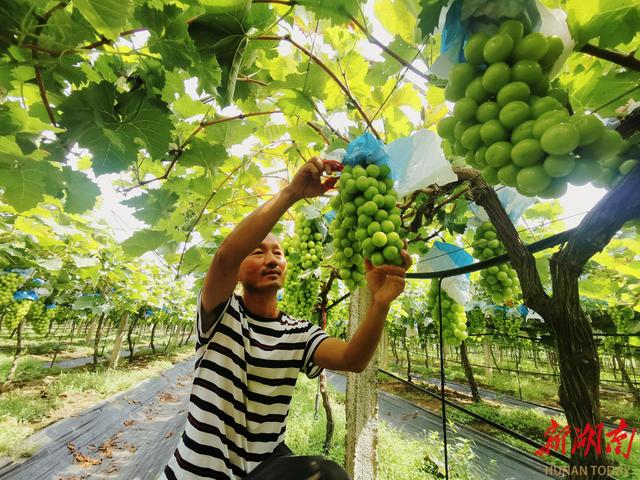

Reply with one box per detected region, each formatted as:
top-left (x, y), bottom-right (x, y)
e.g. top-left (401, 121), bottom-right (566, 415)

top-left (243, 443), bottom-right (351, 480)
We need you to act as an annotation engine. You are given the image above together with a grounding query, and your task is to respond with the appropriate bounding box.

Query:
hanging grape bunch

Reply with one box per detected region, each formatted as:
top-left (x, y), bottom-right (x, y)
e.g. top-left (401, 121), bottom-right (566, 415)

top-left (27, 299), bottom-right (51, 335)
top-left (437, 19), bottom-right (630, 198)
top-left (609, 305), bottom-right (636, 334)
top-left (0, 272), bottom-right (23, 307)
top-left (295, 218), bottom-right (323, 270)
top-left (467, 306), bottom-right (487, 338)
top-left (426, 281), bottom-right (468, 345)
top-left (471, 221), bottom-right (520, 302)
top-left (492, 308), bottom-right (523, 337)
top-left (3, 299), bottom-right (32, 331)
top-left (280, 216), bottom-right (324, 319)
top-left (330, 162), bottom-right (404, 291)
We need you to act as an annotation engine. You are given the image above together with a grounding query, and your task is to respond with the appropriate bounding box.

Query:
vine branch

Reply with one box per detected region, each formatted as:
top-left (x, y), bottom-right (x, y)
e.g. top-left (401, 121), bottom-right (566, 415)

top-left (307, 121), bottom-right (330, 145)
top-left (127, 110), bottom-right (279, 191)
top-left (580, 43), bottom-right (640, 72)
top-left (254, 35), bottom-right (380, 139)
top-left (176, 163), bottom-right (246, 277)
top-left (348, 16), bottom-right (429, 81)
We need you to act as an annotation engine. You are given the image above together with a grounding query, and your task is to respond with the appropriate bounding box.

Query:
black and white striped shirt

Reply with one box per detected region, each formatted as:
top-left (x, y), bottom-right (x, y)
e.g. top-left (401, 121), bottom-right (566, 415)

top-left (161, 291), bottom-right (330, 479)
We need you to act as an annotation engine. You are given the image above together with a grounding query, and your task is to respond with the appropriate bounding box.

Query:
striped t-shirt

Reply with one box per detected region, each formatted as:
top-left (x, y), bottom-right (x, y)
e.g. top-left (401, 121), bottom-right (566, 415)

top-left (161, 291), bottom-right (330, 480)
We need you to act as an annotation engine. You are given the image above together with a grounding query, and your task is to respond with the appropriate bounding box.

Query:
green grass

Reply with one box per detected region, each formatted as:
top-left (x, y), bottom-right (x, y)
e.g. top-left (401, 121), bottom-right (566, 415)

top-left (287, 374), bottom-right (486, 479)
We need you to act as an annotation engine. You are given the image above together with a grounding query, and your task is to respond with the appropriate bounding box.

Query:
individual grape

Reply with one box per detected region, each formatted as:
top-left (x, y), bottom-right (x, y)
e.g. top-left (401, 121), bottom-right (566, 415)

top-left (426, 281), bottom-right (468, 346)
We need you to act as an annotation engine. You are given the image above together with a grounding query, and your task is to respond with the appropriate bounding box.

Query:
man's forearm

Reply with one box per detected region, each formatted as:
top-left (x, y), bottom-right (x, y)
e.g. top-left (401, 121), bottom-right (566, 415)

top-left (343, 300), bottom-right (390, 372)
top-left (217, 187), bottom-right (298, 264)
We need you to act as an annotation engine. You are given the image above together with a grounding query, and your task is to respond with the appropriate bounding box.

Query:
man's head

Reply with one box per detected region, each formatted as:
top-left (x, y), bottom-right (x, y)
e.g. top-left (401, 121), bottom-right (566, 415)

top-left (238, 233), bottom-right (287, 294)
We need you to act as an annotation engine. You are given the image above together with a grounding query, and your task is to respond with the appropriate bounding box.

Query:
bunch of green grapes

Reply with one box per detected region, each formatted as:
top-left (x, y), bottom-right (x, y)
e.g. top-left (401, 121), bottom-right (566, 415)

top-left (426, 281), bottom-right (468, 345)
top-left (491, 308), bottom-right (522, 337)
top-left (330, 163), bottom-right (404, 290)
top-left (280, 215), bottom-right (324, 319)
top-left (287, 218), bottom-right (324, 270)
top-left (437, 19), bottom-right (630, 197)
top-left (3, 300), bottom-right (32, 331)
top-left (472, 222), bottom-right (520, 302)
top-left (609, 305), bottom-right (636, 334)
top-left (27, 299), bottom-right (50, 335)
top-left (467, 307), bottom-right (487, 337)
top-left (0, 273), bottom-right (22, 307)
top-left (280, 261), bottom-right (321, 319)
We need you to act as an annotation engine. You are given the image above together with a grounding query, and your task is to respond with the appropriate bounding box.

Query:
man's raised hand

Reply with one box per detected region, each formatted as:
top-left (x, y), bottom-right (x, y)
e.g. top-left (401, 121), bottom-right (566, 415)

top-left (285, 157), bottom-right (343, 200)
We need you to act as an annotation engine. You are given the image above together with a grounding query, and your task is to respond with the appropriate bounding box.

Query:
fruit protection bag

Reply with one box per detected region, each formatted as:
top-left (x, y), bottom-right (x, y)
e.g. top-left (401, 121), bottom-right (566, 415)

top-left (431, 0), bottom-right (573, 79)
top-left (415, 241), bottom-right (474, 306)
top-left (384, 129), bottom-right (458, 198)
top-left (468, 186), bottom-right (535, 227)
top-left (330, 130), bottom-right (458, 199)
top-left (14, 290), bottom-right (39, 301)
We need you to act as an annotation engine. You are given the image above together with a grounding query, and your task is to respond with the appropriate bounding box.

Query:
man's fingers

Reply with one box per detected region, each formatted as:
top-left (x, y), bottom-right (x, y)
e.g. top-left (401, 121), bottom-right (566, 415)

top-left (323, 177), bottom-right (338, 190)
top-left (306, 159), bottom-right (322, 181)
top-left (375, 265), bottom-right (406, 277)
top-left (400, 249), bottom-right (412, 270)
top-left (323, 159), bottom-right (344, 175)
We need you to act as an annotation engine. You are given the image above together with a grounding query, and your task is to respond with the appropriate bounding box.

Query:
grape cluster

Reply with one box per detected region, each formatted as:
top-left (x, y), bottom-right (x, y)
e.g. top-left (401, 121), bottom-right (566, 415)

top-left (427, 281), bottom-right (468, 345)
top-left (472, 222), bottom-right (520, 302)
top-left (491, 308), bottom-right (522, 337)
top-left (467, 307), bottom-right (487, 337)
top-left (438, 19), bottom-right (631, 197)
top-left (280, 216), bottom-right (324, 319)
top-left (0, 273), bottom-right (22, 306)
top-left (609, 305), bottom-right (636, 334)
top-left (330, 163), bottom-right (404, 290)
top-left (284, 218), bottom-right (324, 270)
top-left (27, 299), bottom-right (52, 336)
top-left (3, 300), bottom-right (31, 331)
top-left (280, 261), bottom-right (321, 319)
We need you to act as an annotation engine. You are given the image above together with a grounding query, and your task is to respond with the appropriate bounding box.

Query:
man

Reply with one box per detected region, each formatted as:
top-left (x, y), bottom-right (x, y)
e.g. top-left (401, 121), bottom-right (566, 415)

top-left (162, 157), bottom-right (412, 480)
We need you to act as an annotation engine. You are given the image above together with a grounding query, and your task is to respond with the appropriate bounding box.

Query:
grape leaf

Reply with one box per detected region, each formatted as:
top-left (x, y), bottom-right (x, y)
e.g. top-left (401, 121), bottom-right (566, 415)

top-left (62, 167), bottom-right (101, 214)
top-left (567, 0), bottom-right (640, 48)
top-left (73, 0), bottom-right (133, 40)
top-left (123, 188), bottom-right (179, 225)
top-left (59, 82), bottom-right (172, 175)
top-left (179, 140), bottom-right (228, 173)
top-left (135, 4), bottom-right (196, 70)
top-left (0, 154), bottom-right (52, 212)
top-left (418, 0), bottom-right (448, 38)
top-left (121, 229), bottom-right (172, 257)
top-left (375, 0), bottom-right (419, 44)
top-left (295, 0), bottom-right (364, 23)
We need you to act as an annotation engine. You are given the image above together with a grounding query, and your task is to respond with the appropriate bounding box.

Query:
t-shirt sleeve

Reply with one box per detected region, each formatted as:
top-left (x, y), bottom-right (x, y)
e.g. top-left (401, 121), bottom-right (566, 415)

top-left (301, 323), bottom-right (330, 379)
top-left (195, 289), bottom-right (232, 349)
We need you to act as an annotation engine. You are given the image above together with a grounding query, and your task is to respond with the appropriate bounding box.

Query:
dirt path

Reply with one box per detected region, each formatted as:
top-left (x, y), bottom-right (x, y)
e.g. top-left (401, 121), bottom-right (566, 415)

top-left (0, 358), bottom-right (194, 480)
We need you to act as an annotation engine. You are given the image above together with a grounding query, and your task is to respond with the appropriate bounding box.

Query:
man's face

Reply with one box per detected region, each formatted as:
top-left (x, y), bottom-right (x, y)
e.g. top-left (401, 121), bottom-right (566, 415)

top-left (238, 233), bottom-right (287, 293)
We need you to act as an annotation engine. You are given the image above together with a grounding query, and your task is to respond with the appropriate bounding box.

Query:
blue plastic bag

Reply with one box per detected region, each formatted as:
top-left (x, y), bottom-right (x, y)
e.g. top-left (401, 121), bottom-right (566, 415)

top-left (342, 132), bottom-right (392, 170)
top-left (14, 290), bottom-right (38, 301)
top-left (416, 241), bottom-right (474, 305)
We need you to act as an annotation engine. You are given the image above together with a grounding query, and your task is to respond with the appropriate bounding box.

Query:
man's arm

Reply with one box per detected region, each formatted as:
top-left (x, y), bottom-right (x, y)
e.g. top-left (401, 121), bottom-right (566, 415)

top-left (200, 157), bottom-right (341, 332)
top-left (313, 252), bottom-right (412, 373)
